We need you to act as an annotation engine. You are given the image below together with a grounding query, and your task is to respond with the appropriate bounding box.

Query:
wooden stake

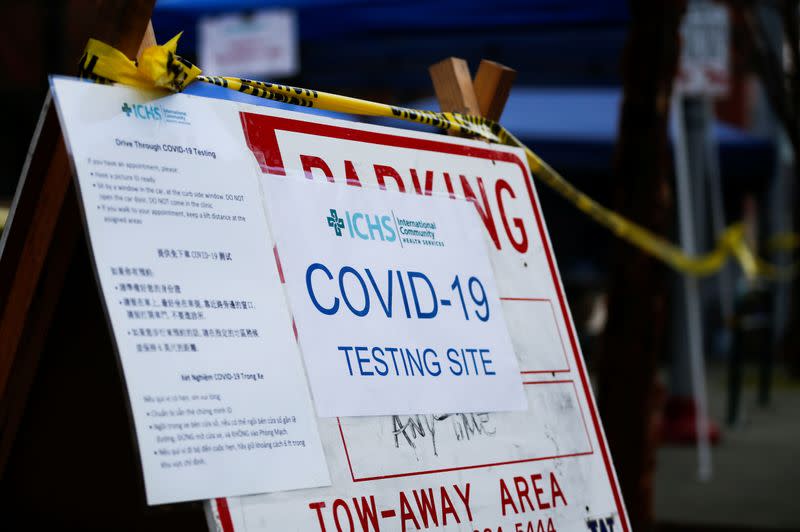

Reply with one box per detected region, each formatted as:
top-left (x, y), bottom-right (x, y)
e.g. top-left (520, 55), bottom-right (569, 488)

top-left (429, 56), bottom-right (516, 128)
top-left (428, 57), bottom-right (517, 141)
top-left (136, 19), bottom-right (157, 60)
top-left (473, 60), bottom-right (517, 122)
top-left (429, 57), bottom-right (481, 116)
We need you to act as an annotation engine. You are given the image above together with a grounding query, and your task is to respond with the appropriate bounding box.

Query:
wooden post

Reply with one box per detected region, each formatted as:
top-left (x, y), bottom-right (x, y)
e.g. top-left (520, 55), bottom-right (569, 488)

top-left (473, 60), bottom-right (517, 121)
top-left (136, 20), bottom-right (157, 59)
top-left (429, 57), bottom-right (516, 125)
top-left (429, 57), bottom-right (481, 116)
top-left (599, 1), bottom-right (686, 529)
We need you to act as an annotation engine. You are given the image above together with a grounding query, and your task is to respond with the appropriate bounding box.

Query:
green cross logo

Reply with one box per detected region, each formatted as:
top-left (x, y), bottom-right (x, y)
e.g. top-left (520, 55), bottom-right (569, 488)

top-left (327, 209), bottom-right (345, 236)
top-left (121, 103), bottom-right (133, 116)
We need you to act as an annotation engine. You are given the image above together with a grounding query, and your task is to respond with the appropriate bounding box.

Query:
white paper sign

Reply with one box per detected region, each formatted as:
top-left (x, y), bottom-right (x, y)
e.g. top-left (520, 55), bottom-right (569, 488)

top-left (265, 176), bottom-right (527, 417)
top-left (50, 77), bottom-right (329, 505)
top-left (677, 0), bottom-right (730, 96)
top-left (198, 9), bottom-right (298, 78)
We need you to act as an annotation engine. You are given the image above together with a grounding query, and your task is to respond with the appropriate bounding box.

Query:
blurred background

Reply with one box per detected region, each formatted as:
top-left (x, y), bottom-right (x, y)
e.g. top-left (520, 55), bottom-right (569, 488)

top-left (0, 1), bottom-right (798, 530)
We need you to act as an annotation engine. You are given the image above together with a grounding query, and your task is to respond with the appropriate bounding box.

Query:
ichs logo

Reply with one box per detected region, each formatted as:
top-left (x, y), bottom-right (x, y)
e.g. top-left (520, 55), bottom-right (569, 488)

top-left (326, 209), bottom-right (345, 237)
top-left (325, 208), bottom-right (397, 242)
top-left (121, 102), bottom-right (162, 121)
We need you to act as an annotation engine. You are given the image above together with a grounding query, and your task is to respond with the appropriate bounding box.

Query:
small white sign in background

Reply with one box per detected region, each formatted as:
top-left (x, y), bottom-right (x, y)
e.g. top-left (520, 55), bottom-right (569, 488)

top-left (199, 9), bottom-right (299, 78)
top-left (677, 1), bottom-right (730, 96)
top-left (265, 176), bottom-right (527, 417)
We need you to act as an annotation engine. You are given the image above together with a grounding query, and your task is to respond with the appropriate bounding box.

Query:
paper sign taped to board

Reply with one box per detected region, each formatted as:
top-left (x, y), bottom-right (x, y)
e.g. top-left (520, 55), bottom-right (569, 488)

top-left (198, 9), bottom-right (299, 79)
top-left (676, 1), bottom-right (730, 96)
top-left (265, 176), bottom-right (526, 416)
top-left (207, 103), bottom-right (630, 530)
top-left (49, 77), bottom-right (329, 505)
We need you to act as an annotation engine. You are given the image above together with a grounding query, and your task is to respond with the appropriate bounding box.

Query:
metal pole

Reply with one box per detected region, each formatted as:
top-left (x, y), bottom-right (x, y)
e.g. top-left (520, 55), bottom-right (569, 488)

top-left (703, 98), bottom-right (734, 322)
top-left (672, 94), bottom-right (713, 481)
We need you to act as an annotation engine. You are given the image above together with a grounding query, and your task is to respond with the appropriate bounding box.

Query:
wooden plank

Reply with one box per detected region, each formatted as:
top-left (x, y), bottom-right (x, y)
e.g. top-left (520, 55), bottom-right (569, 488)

top-left (0, 180), bottom-right (80, 475)
top-left (428, 57), bottom-right (481, 115)
top-left (0, 110), bottom-right (73, 403)
top-left (429, 56), bottom-right (516, 133)
top-left (473, 59), bottom-right (517, 121)
top-left (136, 19), bottom-right (157, 59)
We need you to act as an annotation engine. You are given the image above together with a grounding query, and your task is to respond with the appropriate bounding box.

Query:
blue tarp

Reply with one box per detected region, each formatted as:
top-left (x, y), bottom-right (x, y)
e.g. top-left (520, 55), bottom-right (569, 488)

top-left (371, 88), bottom-right (774, 179)
top-left (155, 0), bottom-right (630, 39)
top-left (185, 81), bottom-right (773, 180)
top-left (152, 1), bottom-right (629, 84)
top-left (184, 82), bottom-right (772, 182)
top-left (152, 0), bottom-right (630, 88)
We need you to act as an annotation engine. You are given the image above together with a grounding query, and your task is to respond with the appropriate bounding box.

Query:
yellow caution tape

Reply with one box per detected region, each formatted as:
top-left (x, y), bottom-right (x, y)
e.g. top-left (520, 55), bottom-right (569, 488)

top-left (768, 232), bottom-right (800, 252)
top-left (79, 33), bottom-right (200, 91)
top-left (79, 34), bottom-right (798, 281)
top-left (0, 206), bottom-right (8, 234)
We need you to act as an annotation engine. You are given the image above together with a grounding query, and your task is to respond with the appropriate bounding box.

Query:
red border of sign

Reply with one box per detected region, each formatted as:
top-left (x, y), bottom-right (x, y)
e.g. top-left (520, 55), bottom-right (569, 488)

top-left (338, 380), bottom-right (593, 482)
top-left (224, 112), bottom-right (628, 532)
top-left (215, 497), bottom-right (235, 531)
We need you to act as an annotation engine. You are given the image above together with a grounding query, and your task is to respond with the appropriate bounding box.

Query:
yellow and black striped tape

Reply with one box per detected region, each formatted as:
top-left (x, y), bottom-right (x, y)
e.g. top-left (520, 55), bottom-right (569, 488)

top-left (0, 206), bottom-right (8, 234)
top-left (77, 34), bottom-right (797, 281)
top-left (79, 32), bottom-right (200, 91)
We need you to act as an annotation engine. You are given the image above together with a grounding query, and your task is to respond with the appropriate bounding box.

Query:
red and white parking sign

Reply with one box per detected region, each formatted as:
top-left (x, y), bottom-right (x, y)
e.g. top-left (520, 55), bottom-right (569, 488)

top-left (206, 108), bottom-right (630, 531)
